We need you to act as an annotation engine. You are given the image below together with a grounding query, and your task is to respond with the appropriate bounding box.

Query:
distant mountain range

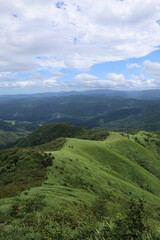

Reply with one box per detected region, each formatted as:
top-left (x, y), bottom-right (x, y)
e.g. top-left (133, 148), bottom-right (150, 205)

top-left (0, 88), bottom-right (160, 148)
top-left (1, 88), bottom-right (160, 100)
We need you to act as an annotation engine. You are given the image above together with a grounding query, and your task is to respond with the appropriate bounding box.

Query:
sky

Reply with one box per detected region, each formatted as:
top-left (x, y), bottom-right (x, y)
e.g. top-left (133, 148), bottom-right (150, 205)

top-left (0, 0), bottom-right (160, 94)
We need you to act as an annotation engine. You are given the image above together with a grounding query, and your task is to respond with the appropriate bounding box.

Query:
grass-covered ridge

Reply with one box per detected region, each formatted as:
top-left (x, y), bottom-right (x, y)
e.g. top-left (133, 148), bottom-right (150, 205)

top-left (16, 122), bottom-right (109, 147)
top-left (1, 124), bottom-right (160, 239)
top-left (43, 134), bottom-right (160, 204)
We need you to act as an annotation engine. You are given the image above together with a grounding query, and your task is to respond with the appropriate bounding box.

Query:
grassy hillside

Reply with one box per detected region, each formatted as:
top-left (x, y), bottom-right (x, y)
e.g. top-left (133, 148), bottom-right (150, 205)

top-left (42, 134), bottom-right (160, 204)
top-left (16, 122), bottom-right (109, 147)
top-left (1, 127), bottom-right (160, 239)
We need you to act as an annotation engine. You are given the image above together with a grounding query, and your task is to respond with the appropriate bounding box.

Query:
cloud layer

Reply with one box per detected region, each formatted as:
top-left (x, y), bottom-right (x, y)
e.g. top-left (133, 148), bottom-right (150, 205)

top-left (0, 0), bottom-right (160, 91)
top-left (0, 60), bottom-right (159, 90)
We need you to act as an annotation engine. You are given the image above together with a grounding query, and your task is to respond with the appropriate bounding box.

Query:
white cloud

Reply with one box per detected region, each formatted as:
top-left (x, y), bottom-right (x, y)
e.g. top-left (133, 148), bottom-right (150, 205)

top-left (12, 81), bottom-right (36, 88)
top-left (0, 72), bottom-right (157, 90)
top-left (106, 73), bottom-right (125, 82)
top-left (75, 73), bottom-right (98, 81)
top-left (42, 77), bottom-right (59, 87)
top-left (0, 0), bottom-right (160, 90)
top-left (51, 71), bottom-right (64, 76)
top-left (129, 74), bottom-right (155, 88)
top-left (72, 72), bottom-right (155, 90)
top-left (126, 63), bottom-right (141, 69)
top-left (0, 0), bottom-right (160, 75)
top-left (0, 80), bottom-right (36, 88)
top-left (143, 60), bottom-right (160, 79)
top-left (65, 57), bottom-right (93, 71)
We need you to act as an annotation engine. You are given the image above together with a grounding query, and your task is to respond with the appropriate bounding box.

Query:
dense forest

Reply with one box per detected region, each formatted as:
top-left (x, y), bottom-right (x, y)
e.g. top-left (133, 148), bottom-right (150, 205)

top-left (1, 91), bottom-right (160, 149)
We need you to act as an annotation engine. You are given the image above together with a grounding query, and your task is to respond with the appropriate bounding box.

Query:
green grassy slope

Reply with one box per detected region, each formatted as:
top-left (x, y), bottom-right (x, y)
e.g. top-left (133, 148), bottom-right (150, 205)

top-left (1, 131), bottom-right (160, 207)
top-left (40, 136), bottom-right (160, 204)
top-left (1, 129), bottom-right (160, 238)
top-left (105, 132), bottom-right (160, 178)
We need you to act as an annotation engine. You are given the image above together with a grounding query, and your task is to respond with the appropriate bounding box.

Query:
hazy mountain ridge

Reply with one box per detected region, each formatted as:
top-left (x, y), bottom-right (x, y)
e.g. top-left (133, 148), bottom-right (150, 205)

top-left (0, 91), bottom-right (160, 149)
top-left (0, 93), bottom-right (159, 130)
top-left (1, 89), bottom-right (160, 99)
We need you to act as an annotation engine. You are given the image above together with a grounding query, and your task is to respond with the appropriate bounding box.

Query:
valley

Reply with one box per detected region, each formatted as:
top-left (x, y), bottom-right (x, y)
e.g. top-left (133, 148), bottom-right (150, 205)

top-left (1, 91), bottom-right (160, 149)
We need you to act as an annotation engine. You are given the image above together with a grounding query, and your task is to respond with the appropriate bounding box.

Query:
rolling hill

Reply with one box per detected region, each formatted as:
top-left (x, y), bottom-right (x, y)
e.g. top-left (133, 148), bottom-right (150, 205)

top-left (0, 123), bottom-right (160, 238)
top-left (16, 122), bottom-right (109, 147)
top-left (0, 93), bottom-right (160, 133)
top-left (0, 121), bottom-right (37, 149)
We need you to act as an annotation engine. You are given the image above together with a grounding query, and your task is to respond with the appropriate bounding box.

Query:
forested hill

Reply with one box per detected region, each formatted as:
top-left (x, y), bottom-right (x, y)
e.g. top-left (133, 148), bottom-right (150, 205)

top-left (0, 93), bottom-right (160, 133)
top-left (16, 122), bottom-right (109, 147)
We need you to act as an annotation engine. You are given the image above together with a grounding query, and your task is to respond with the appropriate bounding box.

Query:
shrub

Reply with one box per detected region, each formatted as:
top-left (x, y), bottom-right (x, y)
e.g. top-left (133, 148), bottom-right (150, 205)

top-left (10, 194), bottom-right (45, 218)
top-left (93, 199), bottom-right (151, 240)
top-left (0, 225), bottom-right (42, 240)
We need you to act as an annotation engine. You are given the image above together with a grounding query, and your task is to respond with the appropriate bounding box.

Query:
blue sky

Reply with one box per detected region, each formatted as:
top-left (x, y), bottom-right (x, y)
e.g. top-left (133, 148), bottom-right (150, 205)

top-left (0, 0), bottom-right (160, 94)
